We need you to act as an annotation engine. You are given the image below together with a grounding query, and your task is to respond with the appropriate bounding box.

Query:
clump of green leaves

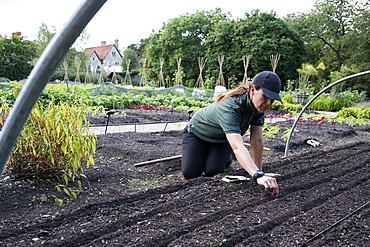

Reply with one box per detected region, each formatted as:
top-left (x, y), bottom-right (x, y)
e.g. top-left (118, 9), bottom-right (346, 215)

top-left (263, 123), bottom-right (280, 140)
top-left (336, 107), bottom-right (370, 126)
top-left (5, 101), bottom-right (96, 199)
top-left (31, 194), bottom-right (48, 204)
top-left (337, 107), bottom-right (370, 120)
top-left (282, 128), bottom-right (299, 142)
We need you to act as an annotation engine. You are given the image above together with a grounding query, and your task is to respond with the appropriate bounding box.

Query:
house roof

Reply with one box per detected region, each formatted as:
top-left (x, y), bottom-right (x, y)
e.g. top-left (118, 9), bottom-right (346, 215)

top-left (85, 44), bottom-right (122, 61)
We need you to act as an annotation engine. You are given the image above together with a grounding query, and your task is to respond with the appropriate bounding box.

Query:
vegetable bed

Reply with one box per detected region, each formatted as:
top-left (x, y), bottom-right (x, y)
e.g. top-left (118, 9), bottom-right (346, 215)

top-left (0, 109), bottom-right (369, 246)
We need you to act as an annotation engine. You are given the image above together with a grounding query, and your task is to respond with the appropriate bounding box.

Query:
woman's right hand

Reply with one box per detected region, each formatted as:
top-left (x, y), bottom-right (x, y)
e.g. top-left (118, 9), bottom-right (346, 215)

top-left (256, 173), bottom-right (280, 196)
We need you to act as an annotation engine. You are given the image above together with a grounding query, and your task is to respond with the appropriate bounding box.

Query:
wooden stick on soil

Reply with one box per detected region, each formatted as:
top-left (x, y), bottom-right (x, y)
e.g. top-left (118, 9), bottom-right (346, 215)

top-left (134, 155), bottom-right (182, 167)
top-left (133, 143), bottom-right (271, 167)
top-left (244, 143), bottom-right (271, 151)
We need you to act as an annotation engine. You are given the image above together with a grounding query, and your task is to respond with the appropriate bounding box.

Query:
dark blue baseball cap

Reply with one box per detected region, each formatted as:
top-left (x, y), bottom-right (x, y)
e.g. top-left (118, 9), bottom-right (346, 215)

top-left (252, 71), bottom-right (282, 102)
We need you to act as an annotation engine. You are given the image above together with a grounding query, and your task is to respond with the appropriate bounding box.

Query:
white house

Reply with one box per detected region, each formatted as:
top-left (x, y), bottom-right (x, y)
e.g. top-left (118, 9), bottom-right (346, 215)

top-left (85, 40), bottom-right (123, 73)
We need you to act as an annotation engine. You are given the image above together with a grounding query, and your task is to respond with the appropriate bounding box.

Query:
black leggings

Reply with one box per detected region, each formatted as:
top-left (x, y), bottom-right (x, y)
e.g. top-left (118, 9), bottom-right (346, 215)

top-left (181, 127), bottom-right (233, 179)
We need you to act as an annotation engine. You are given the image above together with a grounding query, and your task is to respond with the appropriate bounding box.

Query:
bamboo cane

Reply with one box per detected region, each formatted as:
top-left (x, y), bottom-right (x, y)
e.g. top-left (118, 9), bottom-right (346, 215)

top-left (244, 143), bottom-right (271, 151)
top-left (134, 155), bottom-right (182, 167)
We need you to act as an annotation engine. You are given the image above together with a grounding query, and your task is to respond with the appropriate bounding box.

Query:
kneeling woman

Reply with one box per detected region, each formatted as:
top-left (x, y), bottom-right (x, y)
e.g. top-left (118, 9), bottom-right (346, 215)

top-left (182, 71), bottom-right (281, 196)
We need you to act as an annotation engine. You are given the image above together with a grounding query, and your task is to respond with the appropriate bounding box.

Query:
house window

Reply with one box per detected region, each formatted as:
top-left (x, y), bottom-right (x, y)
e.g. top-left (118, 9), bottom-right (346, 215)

top-left (115, 62), bottom-right (119, 65)
top-left (112, 52), bottom-right (116, 57)
top-left (93, 57), bottom-right (95, 60)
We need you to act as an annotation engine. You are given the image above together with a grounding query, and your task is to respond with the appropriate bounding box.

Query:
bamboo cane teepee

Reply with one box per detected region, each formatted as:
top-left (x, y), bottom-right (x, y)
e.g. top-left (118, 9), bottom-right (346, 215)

top-left (195, 57), bottom-right (207, 89)
top-left (175, 57), bottom-right (182, 85)
top-left (74, 57), bottom-right (81, 82)
top-left (242, 55), bottom-right (251, 84)
top-left (84, 60), bottom-right (91, 84)
top-left (111, 71), bottom-right (118, 85)
top-left (139, 58), bottom-right (147, 87)
top-left (158, 57), bottom-right (165, 88)
top-left (216, 55), bottom-right (225, 87)
top-left (98, 65), bottom-right (105, 84)
top-left (123, 59), bottom-right (132, 86)
top-left (270, 54), bottom-right (281, 73)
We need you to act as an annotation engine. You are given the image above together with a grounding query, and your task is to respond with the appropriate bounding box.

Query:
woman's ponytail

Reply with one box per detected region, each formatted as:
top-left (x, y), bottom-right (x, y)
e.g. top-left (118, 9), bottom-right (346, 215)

top-left (214, 84), bottom-right (251, 102)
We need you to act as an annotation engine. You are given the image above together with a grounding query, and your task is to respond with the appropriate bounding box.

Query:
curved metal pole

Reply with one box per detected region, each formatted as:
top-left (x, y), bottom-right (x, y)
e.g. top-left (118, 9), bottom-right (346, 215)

top-left (0, 0), bottom-right (107, 177)
top-left (283, 70), bottom-right (370, 157)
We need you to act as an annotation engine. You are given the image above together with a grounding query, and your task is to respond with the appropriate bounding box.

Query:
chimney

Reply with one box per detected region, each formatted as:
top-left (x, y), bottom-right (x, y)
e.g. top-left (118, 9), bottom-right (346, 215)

top-left (115, 39), bottom-right (119, 49)
top-left (101, 41), bottom-right (106, 46)
top-left (12, 31), bottom-right (22, 36)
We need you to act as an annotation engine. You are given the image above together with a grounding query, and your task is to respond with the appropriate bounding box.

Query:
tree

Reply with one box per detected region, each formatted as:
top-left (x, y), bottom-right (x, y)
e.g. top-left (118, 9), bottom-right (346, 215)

top-left (342, 3), bottom-right (370, 93)
top-left (127, 43), bottom-right (140, 52)
top-left (205, 10), bottom-right (305, 85)
top-left (285, 0), bottom-right (362, 72)
top-left (143, 9), bottom-right (230, 87)
top-left (122, 48), bottom-right (138, 71)
top-left (203, 19), bottom-right (237, 85)
top-left (0, 35), bottom-right (37, 80)
top-left (35, 22), bottom-right (56, 58)
top-left (64, 48), bottom-right (89, 70)
top-left (342, 2), bottom-right (370, 71)
top-left (35, 22), bottom-right (89, 70)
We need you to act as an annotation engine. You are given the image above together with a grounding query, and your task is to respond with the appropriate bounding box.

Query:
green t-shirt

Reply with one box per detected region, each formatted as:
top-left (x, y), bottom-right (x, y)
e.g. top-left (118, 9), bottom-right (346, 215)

top-left (187, 93), bottom-right (264, 143)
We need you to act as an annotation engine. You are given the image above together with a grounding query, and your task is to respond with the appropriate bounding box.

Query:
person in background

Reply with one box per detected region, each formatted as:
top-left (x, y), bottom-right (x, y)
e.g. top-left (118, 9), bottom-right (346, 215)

top-left (181, 71), bottom-right (282, 196)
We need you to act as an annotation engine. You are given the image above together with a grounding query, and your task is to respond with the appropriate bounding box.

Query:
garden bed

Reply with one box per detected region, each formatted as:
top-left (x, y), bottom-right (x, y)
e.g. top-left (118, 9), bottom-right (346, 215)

top-left (0, 109), bottom-right (369, 246)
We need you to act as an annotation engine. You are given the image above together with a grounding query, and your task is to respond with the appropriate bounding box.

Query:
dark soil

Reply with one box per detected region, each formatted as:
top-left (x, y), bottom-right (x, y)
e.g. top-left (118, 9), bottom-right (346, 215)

top-left (1, 109), bottom-right (369, 247)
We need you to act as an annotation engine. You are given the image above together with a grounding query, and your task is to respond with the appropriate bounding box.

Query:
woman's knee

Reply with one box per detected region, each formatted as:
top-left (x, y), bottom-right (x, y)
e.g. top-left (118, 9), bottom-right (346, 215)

top-left (204, 167), bottom-right (224, 177)
top-left (182, 169), bottom-right (201, 179)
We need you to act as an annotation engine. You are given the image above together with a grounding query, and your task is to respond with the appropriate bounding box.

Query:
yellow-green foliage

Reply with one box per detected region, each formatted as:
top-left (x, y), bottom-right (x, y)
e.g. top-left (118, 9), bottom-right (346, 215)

top-left (270, 95), bottom-right (304, 111)
top-left (282, 95), bottom-right (294, 104)
top-left (310, 98), bottom-right (351, 111)
top-left (282, 102), bottom-right (303, 111)
top-left (270, 100), bottom-right (283, 110)
top-left (5, 101), bottom-right (96, 198)
top-left (271, 100), bottom-right (302, 111)
top-left (359, 108), bottom-right (370, 119)
top-left (263, 123), bottom-right (280, 140)
top-left (337, 107), bottom-right (370, 119)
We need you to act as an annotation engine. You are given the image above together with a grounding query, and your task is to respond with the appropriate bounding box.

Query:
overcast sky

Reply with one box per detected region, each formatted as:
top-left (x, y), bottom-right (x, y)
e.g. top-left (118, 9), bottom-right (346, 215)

top-left (1, 0), bottom-right (317, 51)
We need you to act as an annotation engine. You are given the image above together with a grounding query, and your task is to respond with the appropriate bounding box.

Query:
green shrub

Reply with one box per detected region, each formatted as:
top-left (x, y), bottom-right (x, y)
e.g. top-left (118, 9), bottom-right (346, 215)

top-left (0, 87), bottom-right (16, 105)
top-left (337, 108), bottom-right (360, 118)
top-left (5, 101), bottom-right (96, 199)
top-left (340, 90), bottom-right (367, 102)
top-left (310, 97), bottom-right (352, 111)
top-left (359, 108), bottom-right (370, 119)
top-left (338, 107), bottom-right (370, 119)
